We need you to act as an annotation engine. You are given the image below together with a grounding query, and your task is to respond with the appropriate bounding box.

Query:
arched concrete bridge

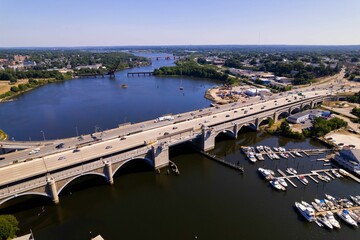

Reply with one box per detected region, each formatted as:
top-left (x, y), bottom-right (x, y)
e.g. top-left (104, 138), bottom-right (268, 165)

top-left (0, 92), bottom-right (330, 206)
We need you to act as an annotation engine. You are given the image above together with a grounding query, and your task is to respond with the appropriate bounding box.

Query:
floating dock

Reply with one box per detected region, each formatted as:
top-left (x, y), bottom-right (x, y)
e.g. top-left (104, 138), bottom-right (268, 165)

top-left (277, 169), bottom-right (297, 188)
top-left (198, 150), bottom-right (244, 173)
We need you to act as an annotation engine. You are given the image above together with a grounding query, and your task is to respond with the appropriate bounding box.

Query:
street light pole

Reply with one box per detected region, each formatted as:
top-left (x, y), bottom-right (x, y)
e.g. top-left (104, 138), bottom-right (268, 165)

top-left (40, 130), bottom-right (46, 141)
top-left (75, 126), bottom-right (79, 137)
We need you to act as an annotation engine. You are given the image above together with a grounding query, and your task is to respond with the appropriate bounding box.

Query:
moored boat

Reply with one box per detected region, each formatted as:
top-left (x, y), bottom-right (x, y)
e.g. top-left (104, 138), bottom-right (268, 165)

top-left (297, 175), bottom-right (309, 185)
top-left (258, 168), bottom-right (275, 181)
top-left (326, 211), bottom-right (341, 229)
top-left (294, 151), bottom-right (303, 157)
top-left (286, 168), bottom-right (297, 175)
top-left (336, 210), bottom-right (358, 227)
top-left (317, 216), bottom-right (333, 230)
top-left (255, 153), bottom-right (265, 161)
top-left (270, 179), bottom-right (286, 191)
top-left (350, 195), bottom-right (360, 205)
top-left (295, 202), bottom-right (316, 222)
top-left (278, 178), bottom-right (288, 188)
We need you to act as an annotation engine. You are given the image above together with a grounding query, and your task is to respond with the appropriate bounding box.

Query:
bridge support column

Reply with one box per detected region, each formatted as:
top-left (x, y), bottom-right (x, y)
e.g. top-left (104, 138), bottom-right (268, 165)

top-left (104, 161), bottom-right (114, 185)
top-left (153, 143), bottom-right (169, 169)
top-left (202, 127), bottom-right (215, 151)
top-left (46, 177), bottom-right (59, 204)
top-left (273, 112), bottom-right (279, 122)
top-left (231, 124), bottom-right (239, 139)
top-left (254, 118), bottom-right (260, 131)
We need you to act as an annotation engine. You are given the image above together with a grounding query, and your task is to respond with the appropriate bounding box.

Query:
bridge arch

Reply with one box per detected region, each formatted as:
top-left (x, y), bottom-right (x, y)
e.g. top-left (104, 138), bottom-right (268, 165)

top-left (237, 123), bottom-right (257, 135)
top-left (302, 104), bottom-right (311, 110)
top-left (112, 157), bottom-right (154, 177)
top-left (0, 192), bottom-right (51, 206)
top-left (214, 129), bottom-right (235, 139)
top-left (57, 172), bottom-right (107, 195)
top-left (258, 117), bottom-right (274, 127)
top-left (290, 107), bottom-right (301, 115)
top-left (277, 111), bottom-right (289, 120)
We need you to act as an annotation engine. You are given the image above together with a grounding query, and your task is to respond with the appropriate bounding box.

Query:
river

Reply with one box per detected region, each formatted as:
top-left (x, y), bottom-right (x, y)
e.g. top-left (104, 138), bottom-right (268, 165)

top-left (0, 53), bottom-right (359, 239)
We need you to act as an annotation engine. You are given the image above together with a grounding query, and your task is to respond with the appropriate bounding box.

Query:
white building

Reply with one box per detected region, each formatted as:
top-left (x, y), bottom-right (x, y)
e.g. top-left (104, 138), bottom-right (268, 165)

top-left (334, 149), bottom-right (360, 176)
top-left (286, 110), bottom-right (322, 124)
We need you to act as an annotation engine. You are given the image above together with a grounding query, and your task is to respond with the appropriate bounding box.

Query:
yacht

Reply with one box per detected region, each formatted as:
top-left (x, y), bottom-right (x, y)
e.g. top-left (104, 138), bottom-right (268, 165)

top-left (264, 146), bottom-right (272, 153)
top-left (336, 210), bottom-right (358, 227)
top-left (350, 195), bottom-right (360, 205)
top-left (331, 170), bottom-right (342, 178)
top-left (325, 211), bottom-right (341, 229)
top-left (286, 168), bottom-right (297, 175)
top-left (348, 210), bottom-right (360, 223)
top-left (317, 174), bottom-right (329, 182)
top-left (295, 202), bottom-right (316, 222)
top-left (258, 168), bottom-right (275, 180)
top-left (278, 147), bottom-right (286, 152)
top-left (279, 153), bottom-right (287, 159)
top-left (315, 199), bottom-right (328, 211)
top-left (255, 153), bottom-right (265, 161)
top-left (297, 175), bottom-right (309, 185)
top-left (278, 178), bottom-right (288, 188)
top-left (247, 152), bottom-right (257, 163)
top-left (270, 180), bottom-right (285, 191)
top-left (273, 153), bottom-right (280, 160)
top-left (311, 202), bottom-right (323, 212)
top-left (293, 151), bottom-right (303, 157)
top-left (256, 145), bottom-right (264, 153)
top-left (317, 216), bottom-right (333, 230)
top-left (273, 147), bottom-right (279, 152)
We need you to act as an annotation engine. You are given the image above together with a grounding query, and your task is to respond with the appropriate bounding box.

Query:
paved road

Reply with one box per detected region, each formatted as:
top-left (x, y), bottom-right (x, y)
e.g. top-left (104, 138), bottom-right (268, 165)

top-left (0, 89), bottom-right (333, 186)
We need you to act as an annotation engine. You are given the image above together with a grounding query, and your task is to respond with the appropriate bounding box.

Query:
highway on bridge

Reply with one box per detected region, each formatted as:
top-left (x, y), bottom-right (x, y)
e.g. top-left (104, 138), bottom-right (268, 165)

top-left (0, 89), bottom-right (332, 187)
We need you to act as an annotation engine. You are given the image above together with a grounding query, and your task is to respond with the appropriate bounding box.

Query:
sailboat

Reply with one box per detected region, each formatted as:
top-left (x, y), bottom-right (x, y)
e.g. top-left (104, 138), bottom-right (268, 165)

top-left (179, 79), bottom-right (184, 90)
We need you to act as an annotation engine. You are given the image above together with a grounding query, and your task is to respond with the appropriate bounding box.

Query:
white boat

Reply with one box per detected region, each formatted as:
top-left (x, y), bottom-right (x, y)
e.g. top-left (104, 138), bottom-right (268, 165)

top-left (278, 178), bottom-right (288, 188)
top-left (286, 168), bottom-right (297, 175)
top-left (294, 151), bottom-right (303, 157)
top-left (350, 195), bottom-right (360, 205)
top-left (337, 210), bottom-right (358, 227)
top-left (295, 202), bottom-right (316, 222)
top-left (273, 147), bottom-right (279, 152)
top-left (240, 146), bottom-right (251, 154)
top-left (273, 153), bottom-right (280, 160)
top-left (348, 210), bottom-right (360, 223)
top-left (256, 145), bottom-right (264, 153)
top-left (317, 174), bottom-right (329, 182)
top-left (315, 199), bottom-right (328, 211)
top-left (270, 180), bottom-right (285, 191)
top-left (317, 216), bottom-right (333, 230)
top-left (311, 202), bottom-right (322, 212)
top-left (331, 170), bottom-right (342, 178)
top-left (247, 152), bottom-right (257, 163)
top-left (297, 175), bottom-right (309, 185)
top-left (258, 168), bottom-right (275, 180)
top-left (324, 199), bottom-right (336, 210)
top-left (264, 146), bottom-right (272, 153)
top-left (255, 153), bottom-right (265, 161)
top-left (279, 153), bottom-right (288, 159)
top-left (326, 211), bottom-right (341, 229)
top-left (325, 194), bottom-right (336, 202)
top-left (301, 201), bottom-right (314, 210)
top-left (278, 147), bottom-right (286, 152)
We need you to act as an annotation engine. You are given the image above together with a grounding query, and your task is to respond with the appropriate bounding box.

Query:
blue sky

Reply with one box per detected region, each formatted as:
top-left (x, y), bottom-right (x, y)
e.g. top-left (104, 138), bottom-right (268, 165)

top-left (1, 0), bottom-right (359, 47)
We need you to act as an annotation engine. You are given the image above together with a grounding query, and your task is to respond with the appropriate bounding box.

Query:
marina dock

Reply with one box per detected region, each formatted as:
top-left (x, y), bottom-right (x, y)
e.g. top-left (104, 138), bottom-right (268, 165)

top-left (277, 169), bottom-right (297, 188)
top-left (315, 205), bottom-right (360, 216)
top-left (199, 150), bottom-right (244, 173)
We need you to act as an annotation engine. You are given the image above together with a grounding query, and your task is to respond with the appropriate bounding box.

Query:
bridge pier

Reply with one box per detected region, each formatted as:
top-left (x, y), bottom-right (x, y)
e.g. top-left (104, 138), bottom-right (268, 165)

top-left (273, 112), bottom-right (279, 122)
top-left (104, 161), bottom-right (114, 185)
top-left (152, 143), bottom-right (169, 169)
top-left (46, 177), bottom-right (59, 204)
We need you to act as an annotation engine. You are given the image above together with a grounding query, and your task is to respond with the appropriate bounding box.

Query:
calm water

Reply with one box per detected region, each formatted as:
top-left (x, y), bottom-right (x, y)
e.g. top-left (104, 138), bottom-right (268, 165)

top-left (0, 53), bottom-right (214, 141)
top-left (0, 54), bottom-right (359, 239)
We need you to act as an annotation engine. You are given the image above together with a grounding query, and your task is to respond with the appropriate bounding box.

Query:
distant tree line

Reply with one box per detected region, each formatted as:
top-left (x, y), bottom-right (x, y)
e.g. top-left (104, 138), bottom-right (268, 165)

top-left (258, 61), bottom-right (340, 85)
top-left (153, 61), bottom-right (235, 84)
top-left (0, 69), bottom-right (68, 82)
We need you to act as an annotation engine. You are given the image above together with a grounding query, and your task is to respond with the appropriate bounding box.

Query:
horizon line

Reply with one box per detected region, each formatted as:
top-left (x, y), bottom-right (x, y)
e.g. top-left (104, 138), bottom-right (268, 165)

top-left (1, 43), bottom-right (360, 49)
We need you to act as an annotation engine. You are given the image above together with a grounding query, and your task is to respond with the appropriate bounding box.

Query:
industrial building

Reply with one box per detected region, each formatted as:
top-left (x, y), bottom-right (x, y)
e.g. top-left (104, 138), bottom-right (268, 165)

top-left (334, 149), bottom-right (360, 176)
top-left (286, 110), bottom-right (323, 124)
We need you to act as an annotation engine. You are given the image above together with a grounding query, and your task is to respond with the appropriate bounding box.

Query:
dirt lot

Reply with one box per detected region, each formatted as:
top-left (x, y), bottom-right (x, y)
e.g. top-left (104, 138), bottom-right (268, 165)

top-left (0, 79), bottom-right (29, 95)
top-left (325, 129), bottom-right (360, 148)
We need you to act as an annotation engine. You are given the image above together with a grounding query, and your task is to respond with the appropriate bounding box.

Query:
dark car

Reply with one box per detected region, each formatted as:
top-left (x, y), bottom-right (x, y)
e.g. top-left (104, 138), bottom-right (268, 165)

top-left (56, 143), bottom-right (65, 149)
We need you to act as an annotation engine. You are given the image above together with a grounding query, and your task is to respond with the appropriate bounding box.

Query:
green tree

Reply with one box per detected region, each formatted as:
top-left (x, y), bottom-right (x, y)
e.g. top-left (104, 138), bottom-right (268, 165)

top-left (0, 215), bottom-right (19, 240)
top-left (10, 86), bottom-right (20, 93)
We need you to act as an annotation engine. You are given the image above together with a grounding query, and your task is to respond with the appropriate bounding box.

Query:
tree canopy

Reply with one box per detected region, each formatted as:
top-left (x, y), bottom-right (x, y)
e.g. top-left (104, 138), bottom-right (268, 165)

top-left (0, 215), bottom-right (19, 240)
